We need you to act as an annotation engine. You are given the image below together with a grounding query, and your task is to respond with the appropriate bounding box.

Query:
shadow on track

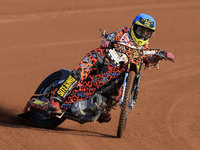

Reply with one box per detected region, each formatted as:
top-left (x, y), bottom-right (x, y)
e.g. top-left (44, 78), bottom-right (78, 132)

top-left (0, 106), bottom-right (33, 128)
top-left (51, 127), bottom-right (117, 138)
top-left (0, 106), bottom-right (117, 138)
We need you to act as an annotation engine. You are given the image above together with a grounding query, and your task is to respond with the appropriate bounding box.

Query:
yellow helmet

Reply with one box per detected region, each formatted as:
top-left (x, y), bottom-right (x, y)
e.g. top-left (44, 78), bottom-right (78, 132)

top-left (131, 14), bottom-right (156, 46)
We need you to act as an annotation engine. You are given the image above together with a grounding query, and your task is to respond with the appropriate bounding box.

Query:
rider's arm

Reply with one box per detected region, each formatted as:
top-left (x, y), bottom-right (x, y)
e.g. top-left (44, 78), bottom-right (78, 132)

top-left (100, 27), bottom-right (128, 49)
top-left (144, 51), bottom-right (175, 67)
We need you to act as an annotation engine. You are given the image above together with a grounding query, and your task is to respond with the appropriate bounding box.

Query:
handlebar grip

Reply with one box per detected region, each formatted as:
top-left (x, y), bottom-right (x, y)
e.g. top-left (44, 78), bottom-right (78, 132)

top-left (155, 53), bottom-right (175, 63)
top-left (108, 42), bottom-right (114, 49)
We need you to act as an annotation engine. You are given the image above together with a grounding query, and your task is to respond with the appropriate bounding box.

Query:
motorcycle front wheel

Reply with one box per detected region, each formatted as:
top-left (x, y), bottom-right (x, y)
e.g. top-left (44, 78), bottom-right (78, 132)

top-left (117, 70), bottom-right (135, 138)
top-left (30, 71), bottom-right (67, 128)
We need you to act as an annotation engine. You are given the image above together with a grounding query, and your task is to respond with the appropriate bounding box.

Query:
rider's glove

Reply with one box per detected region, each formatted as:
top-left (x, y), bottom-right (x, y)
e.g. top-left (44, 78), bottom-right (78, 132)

top-left (165, 52), bottom-right (175, 61)
top-left (157, 51), bottom-right (175, 61)
top-left (100, 40), bottom-right (110, 49)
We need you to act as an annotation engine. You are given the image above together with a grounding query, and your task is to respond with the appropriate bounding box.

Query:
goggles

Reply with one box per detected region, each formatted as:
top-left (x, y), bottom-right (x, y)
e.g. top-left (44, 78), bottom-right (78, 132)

top-left (134, 25), bottom-right (154, 40)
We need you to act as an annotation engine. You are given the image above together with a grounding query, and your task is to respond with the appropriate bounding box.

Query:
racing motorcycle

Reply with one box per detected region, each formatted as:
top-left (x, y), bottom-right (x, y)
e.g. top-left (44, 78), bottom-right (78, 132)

top-left (18, 40), bottom-right (173, 138)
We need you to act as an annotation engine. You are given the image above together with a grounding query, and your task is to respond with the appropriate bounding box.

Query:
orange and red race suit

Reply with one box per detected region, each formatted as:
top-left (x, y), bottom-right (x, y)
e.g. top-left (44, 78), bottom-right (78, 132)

top-left (61, 27), bottom-right (162, 103)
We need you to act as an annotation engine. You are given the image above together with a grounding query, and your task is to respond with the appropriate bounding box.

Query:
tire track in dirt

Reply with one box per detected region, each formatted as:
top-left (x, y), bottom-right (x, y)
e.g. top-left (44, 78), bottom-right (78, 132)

top-left (166, 97), bottom-right (200, 150)
top-left (0, 38), bottom-right (99, 52)
top-left (0, 0), bottom-right (200, 149)
top-left (162, 58), bottom-right (200, 150)
top-left (0, 1), bottom-right (199, 24)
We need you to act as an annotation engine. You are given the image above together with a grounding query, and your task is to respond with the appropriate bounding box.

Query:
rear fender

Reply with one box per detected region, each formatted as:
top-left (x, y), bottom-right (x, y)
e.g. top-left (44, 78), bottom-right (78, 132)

top-left (60, 68), bottom-right (71, 82)
top-left (23, 69), bottom-right (71, 112)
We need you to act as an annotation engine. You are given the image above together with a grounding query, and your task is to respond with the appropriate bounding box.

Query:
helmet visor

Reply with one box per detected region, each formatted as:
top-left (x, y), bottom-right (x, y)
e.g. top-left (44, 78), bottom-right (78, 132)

top-left (134, 25), bottom-right (154, 40)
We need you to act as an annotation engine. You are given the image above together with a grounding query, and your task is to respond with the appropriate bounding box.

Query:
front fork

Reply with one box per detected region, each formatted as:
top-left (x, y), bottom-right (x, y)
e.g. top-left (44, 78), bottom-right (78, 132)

top-left (119, 72), bottom-right (128, 106)
top-left (119, 61), bottom-right (143, 109)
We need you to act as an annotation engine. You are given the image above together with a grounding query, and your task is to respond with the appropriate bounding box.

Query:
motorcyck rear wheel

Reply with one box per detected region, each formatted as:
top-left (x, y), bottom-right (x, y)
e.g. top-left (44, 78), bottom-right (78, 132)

top-left (117, 71), bottom-right (135, 138)
top-left (30, 71), bottom-right (66, 128)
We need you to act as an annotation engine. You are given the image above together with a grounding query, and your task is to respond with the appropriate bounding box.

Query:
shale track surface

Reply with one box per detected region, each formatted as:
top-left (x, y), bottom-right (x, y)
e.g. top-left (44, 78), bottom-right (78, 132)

top-left (0, 0), bottom-right (200, 149)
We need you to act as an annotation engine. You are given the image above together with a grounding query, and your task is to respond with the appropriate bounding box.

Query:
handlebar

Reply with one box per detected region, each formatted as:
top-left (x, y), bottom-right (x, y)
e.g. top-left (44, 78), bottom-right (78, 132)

top-left (155, 51), bottom-right (175, 63)
top-left (109, 41), bottom-right (174, 63)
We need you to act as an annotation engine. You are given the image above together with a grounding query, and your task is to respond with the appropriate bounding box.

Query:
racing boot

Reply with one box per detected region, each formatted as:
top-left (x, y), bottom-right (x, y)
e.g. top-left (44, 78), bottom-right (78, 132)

top-left (48, 96), bottom-right (63, 115)
top-left (30, 74), bottom-right (79, 116)
top-left (29, 75), bottom-right (78, 116)
top-left (106, 95), bottom-right (118, 111)
top-left (29, 95), bottom-right (63, 116)
top-left (97, 111), bottom-right (111, 123)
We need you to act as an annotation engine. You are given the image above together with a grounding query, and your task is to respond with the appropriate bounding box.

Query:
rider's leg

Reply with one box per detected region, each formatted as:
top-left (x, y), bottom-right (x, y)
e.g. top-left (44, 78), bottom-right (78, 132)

top-left (98, 77), bottom-right (124, 123)
top-left (30, 48), bottom-right (111, 117)
top-left (47, 50), bottom-right (104, 115)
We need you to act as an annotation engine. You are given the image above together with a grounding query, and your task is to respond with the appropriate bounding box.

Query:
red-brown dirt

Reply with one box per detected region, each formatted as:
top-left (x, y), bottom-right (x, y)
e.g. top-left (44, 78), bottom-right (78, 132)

top-left (0, 0), bottom-right (200, 149)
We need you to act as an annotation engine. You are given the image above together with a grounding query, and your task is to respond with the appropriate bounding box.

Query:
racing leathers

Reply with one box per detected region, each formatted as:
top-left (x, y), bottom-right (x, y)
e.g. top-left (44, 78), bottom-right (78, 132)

top-left (100, 26), bottom-right (171, 68)
top-left (57, 26), bottom-right (174, 105)
top-left (30, 26), bottom-right (174, 120)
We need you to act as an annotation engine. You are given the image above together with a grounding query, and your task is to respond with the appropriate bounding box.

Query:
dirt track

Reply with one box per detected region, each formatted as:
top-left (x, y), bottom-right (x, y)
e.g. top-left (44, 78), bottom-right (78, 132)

top-left (0, 0), bottom-right (200, 150)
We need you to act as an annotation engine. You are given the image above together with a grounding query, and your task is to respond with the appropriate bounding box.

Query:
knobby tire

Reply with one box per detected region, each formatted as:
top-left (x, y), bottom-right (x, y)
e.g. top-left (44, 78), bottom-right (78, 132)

top-left (117, 71), bottom-right (135, 138)
top-left (30, 71), bottom-right (66, 128)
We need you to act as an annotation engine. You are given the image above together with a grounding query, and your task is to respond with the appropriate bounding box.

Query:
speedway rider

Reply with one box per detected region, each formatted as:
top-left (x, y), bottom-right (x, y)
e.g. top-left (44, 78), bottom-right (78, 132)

top-left (31, 14), bottom-right (175, 123)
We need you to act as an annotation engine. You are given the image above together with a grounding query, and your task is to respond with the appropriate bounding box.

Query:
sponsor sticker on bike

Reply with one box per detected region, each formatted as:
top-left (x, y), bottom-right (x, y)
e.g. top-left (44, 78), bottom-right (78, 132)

top-left (144, 50), bottom-right (156, 55)
top-left (57, 75), bottom-right (76, 97)
top-left (32, 100), bottom-right (48, 105)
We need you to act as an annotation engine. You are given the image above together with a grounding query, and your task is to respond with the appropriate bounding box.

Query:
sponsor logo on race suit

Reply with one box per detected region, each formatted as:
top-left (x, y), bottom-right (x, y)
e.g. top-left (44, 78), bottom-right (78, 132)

top-left (119, 33), bottom-right (136, 49)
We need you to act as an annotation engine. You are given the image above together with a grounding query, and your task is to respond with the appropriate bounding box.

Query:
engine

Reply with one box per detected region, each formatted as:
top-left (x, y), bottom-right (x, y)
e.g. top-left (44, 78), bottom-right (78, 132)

top-left (71, 93), bottom-right (107, 119)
